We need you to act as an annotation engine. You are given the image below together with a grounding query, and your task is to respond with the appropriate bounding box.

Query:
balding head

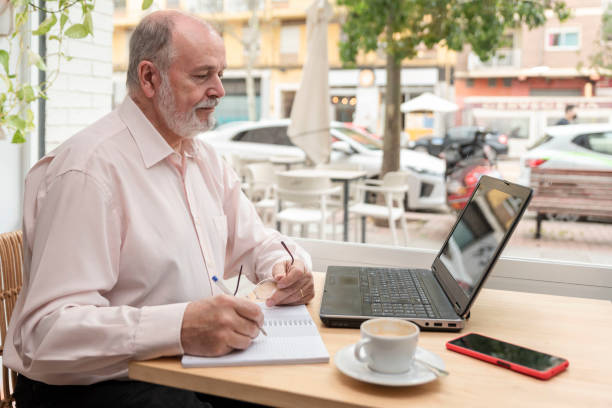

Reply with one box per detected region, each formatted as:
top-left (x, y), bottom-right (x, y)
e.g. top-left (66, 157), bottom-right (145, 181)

top-left (126, 11), bottom-right (217, 95)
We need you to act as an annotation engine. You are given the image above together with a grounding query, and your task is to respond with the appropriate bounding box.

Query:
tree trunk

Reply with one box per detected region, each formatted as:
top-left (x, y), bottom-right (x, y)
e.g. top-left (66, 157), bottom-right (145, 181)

top-left (382, 32), bottom-right (401, 176)
top-left (374, 21), bottom-right (402, 227)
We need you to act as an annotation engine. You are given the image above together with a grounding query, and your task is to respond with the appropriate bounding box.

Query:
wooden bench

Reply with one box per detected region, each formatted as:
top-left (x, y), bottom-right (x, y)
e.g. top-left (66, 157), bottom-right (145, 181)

top-left (529, 168), bottom-right (612, 238)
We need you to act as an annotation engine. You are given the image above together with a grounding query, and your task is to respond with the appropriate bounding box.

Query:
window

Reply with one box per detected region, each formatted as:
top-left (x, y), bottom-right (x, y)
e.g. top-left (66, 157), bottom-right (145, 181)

top-left (233, 127), bottom-right (294, 146)
top-left (488, 78), bottom-right (497, 87)
top-left (113, 0), bottom-right (126, 10)
top-left (466, 79), bottom-right (475, 88)
top-left (280, 25), bottom-right (300, 62)
top-left (546, 28), bottom-right (580, 51)
top-left (503, 78), bottom-right (512, 87)
top-left (573, 132), bottom-right (612, 155)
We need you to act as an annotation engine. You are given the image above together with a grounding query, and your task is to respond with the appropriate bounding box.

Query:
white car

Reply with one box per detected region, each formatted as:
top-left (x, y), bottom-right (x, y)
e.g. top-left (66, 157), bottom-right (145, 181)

top-left (519, 123), bottom-right (612, 186)
top-left (200, 119), bottom-right (447, 210)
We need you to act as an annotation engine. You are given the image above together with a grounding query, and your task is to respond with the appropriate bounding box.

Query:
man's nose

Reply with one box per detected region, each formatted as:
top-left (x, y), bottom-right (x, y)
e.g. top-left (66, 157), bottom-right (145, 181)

top-left (208, 75), bottom-right (225, 98)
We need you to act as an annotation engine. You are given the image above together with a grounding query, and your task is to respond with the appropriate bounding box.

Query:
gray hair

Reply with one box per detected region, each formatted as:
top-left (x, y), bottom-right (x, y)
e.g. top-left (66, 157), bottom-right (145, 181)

top-left (126, 13), bottom-right (176, 94)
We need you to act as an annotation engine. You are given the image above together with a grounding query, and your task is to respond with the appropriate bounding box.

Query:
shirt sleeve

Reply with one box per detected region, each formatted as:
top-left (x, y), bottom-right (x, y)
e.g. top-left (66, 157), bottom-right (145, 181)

top-left (219, 159), bottom-right (312, 283)
top-left (9, 170), bottom-right (186, 385)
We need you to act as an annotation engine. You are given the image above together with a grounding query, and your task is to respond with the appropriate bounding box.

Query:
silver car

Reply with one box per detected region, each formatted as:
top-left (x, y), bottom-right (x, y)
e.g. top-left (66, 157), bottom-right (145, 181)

top-left (519, 123), bottom-right (612, 187)
top-left (199, 119), bottom-right (447, 210)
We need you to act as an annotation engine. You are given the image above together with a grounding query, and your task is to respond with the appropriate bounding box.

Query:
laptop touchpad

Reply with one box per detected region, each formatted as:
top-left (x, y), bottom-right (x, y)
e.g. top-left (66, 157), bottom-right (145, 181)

top-left (321, 272), bottom-right (362, 315)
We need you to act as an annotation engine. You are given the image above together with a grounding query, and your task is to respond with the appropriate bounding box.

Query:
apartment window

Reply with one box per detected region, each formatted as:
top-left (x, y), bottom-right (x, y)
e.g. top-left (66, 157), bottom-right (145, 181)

top-left (488, 78), bottom-right (497, 87)
top-left (466, 79), bottom-right (474, 88)
top-left (113, 0), bottom-right (125, 10)
top-left (503, 78), bottom-right (512, 87)
top-left (280, 25), bottom-right (300, 63)
top-left (546, 28), bottom-right (580, 51)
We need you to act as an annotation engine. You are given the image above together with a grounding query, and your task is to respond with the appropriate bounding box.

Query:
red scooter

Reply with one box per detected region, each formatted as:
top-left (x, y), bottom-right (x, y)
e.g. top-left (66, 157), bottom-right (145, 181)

top-left (440, 132), bottom-right (501, 211)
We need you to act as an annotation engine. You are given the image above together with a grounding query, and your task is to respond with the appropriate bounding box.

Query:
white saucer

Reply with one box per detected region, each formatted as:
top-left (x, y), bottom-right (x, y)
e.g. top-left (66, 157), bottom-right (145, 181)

top-left (334, 345), bottom-right (446, 387)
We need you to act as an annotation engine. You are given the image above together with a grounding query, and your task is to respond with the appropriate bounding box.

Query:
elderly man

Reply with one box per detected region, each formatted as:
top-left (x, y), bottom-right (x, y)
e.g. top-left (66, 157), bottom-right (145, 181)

top-left (5, 10), bottom-right (314, 408)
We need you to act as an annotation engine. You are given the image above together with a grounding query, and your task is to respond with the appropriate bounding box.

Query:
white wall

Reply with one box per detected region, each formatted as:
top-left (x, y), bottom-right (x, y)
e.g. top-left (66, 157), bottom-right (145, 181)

top-left (44, 0), bottom-right (114, 152)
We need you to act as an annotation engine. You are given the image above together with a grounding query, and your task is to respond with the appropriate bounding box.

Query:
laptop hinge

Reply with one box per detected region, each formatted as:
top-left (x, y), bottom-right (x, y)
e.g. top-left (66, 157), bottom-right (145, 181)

top-left (431, 265), bottom-right (462, 315)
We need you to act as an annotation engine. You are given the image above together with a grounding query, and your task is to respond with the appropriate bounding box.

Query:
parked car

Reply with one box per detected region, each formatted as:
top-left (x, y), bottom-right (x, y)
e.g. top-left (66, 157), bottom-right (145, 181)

top-left (519, 123), bottom-right (612, 187)
top-left (407, 126), bottom-right (509, 159)
top-left (199, 119), bottom-right (447, 210)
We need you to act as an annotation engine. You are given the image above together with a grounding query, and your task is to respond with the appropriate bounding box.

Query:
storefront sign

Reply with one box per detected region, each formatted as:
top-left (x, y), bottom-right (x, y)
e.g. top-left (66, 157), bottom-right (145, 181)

top-left (466, 100), bottom-right (612, 111)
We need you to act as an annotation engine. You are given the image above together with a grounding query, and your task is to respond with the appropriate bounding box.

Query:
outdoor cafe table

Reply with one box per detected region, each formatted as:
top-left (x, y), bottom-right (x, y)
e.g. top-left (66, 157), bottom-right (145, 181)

top-left (269, 155), bottom-right (305, 171)
top-left (128, 272), bottom-right (612, 408)
top-left (280, 168), bottom-right (367, 241)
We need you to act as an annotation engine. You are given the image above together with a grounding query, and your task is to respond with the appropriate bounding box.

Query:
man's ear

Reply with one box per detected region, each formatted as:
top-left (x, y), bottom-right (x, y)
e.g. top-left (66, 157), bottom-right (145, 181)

top-left (137, 61), bottom-right (160, 99)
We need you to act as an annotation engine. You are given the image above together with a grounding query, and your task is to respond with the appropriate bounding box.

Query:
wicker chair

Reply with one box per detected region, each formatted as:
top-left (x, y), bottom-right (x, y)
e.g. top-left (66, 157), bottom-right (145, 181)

top-left (0, 231), bottom-right (23, 407)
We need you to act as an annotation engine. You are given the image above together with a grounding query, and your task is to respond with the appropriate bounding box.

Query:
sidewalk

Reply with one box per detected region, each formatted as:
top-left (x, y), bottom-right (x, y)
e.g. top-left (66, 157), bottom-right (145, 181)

top-left (360, 211), bottom-right (612, 265)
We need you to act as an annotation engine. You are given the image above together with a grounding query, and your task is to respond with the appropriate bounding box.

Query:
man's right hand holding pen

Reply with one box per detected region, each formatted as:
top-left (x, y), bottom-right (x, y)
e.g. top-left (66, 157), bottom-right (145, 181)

top-left (181, 295), bottom-right (264, 357)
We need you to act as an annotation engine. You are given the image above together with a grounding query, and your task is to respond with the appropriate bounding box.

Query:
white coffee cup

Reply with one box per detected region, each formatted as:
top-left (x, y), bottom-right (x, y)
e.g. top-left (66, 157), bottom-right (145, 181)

top-left (353, 318), bottom-right (420, 374)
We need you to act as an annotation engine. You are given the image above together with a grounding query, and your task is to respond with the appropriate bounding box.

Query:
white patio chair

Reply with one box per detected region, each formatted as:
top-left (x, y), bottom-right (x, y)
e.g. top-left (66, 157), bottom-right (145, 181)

top-left (275, 174), bottom-right (341, 239)
top-left (348, 171), bottom-right (410, 246)
top-left (244, 162), bottom-right (277, 224)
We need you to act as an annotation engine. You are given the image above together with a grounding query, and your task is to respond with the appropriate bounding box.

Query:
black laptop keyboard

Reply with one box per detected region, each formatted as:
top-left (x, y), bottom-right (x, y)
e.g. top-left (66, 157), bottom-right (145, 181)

top-left (360, 268), bottom-right (439, 318)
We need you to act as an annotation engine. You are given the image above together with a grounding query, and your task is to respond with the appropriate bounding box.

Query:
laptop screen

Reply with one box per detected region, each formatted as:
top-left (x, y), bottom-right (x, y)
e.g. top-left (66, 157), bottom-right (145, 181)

top-left (438, 182), bottom-right (528, 298)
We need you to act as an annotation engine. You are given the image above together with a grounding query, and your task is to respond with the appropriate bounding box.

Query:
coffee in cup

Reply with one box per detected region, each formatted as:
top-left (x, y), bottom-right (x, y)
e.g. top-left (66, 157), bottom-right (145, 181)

top-left (353, 318), bottom-right (419, 374)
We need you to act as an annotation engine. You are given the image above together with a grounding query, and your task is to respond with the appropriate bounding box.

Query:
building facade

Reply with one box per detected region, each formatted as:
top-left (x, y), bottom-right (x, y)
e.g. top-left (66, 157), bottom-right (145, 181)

top-left (111, 0), bottom-right (455, 136)
top-left (454, 0), bottom-right (612, 156)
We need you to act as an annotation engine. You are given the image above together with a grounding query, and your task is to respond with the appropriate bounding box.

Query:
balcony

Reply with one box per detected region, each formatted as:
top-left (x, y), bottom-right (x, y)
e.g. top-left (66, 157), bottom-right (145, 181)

top-left (467, 49), bottom-right (521, 71)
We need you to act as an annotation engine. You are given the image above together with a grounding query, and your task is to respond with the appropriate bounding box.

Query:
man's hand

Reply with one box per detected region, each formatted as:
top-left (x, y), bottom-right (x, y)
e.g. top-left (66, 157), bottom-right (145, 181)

top-left (181, 295), bottom-right (264, 356)
top-left (265, 260), bottom-right (314, 307)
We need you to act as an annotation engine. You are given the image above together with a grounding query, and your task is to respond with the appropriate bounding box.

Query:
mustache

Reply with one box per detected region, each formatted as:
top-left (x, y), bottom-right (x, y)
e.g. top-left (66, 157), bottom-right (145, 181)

top-left (195, 98), bottom-right (219, 109)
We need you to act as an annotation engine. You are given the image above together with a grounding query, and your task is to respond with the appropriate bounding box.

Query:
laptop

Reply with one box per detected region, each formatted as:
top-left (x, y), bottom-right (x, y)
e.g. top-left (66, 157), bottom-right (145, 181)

top-left (319, 175), bottom-right (533, 331)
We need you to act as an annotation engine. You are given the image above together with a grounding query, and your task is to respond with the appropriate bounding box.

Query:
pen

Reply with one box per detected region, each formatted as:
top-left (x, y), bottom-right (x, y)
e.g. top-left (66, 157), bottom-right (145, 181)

top-left (212, 276), bottom-right (268, 336)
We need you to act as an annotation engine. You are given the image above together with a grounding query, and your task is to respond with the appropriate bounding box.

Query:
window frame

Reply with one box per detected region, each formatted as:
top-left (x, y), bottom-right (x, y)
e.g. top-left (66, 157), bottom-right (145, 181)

top-left (545, 27), bottom-right (581, 51)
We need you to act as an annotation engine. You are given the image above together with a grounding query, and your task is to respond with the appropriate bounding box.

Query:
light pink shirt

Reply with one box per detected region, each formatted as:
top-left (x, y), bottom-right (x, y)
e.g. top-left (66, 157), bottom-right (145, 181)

top-left (4, 97), bottom-right (312, 385)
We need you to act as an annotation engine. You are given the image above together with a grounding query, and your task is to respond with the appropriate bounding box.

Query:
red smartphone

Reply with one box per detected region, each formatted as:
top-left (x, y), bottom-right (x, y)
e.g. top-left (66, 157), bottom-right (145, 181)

top-left (446, 332), bottom-right (569, 380)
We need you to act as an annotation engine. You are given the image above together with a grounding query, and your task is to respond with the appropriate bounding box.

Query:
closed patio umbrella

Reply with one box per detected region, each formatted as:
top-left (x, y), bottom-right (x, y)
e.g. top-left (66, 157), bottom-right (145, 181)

top-left (287, 0), bottom-right (332, 165)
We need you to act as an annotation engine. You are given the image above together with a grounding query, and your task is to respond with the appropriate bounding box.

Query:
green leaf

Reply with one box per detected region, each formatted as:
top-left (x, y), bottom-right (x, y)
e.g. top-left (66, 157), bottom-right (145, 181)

top-left (142, 0), bottom-right (153, 10)
top-left (32, 13), bottom-right (57, 36)
top-left (84, 12), bottom-right (94, 35)
top-left (64, 24), bottom-right (89, 39)
top-left (60, 14), bottom-right (69, 32)
top-left (28, 51), bottom-right (47, 71)
top-left (11, 130), bottom-right (26, 144)
top-left (7, 115), bottom-right (26, 131)
top-left (22, 85), bottom-right (36, 103)
top-left (0, 50), bottom-right (9, 75)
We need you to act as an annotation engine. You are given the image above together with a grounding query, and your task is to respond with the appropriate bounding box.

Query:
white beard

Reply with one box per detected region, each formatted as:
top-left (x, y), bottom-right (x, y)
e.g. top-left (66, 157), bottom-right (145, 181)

top-left (157, 72), bottom-right (218, 139)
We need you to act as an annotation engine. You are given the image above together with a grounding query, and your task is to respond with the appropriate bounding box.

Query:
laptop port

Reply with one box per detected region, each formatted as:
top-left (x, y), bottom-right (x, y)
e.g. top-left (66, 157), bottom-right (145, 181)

top-left (433, 323), bottom-right (442, 327)
top-left (448, 323), bottom-right (457, 327)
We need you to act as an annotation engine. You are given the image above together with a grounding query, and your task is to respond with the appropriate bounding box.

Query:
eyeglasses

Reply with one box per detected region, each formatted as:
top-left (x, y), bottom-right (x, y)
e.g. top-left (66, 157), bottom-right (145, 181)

top-left (234, 241), bottom-right (294, 301)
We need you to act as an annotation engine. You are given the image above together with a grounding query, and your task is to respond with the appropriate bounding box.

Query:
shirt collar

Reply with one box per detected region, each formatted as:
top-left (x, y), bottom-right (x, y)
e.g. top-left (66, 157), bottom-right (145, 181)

top-left (118, 96), bottom-right (176, 169)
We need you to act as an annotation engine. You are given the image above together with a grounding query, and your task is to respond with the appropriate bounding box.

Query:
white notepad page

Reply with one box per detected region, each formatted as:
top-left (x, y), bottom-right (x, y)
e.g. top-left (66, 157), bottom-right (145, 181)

top-left (181, 304), bottom-right (330, 367)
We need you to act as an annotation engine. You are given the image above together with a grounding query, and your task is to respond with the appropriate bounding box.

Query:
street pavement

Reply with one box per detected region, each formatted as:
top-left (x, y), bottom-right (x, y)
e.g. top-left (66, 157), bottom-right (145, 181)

top-left (353, 157), bottom-right (612, 266)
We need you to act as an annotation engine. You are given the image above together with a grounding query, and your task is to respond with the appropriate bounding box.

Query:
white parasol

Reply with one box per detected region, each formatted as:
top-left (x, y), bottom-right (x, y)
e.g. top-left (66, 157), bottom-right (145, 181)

top-left (400, 92), bottom-right (458, 113)
top-left (287, 0), bottom-right (332, 165)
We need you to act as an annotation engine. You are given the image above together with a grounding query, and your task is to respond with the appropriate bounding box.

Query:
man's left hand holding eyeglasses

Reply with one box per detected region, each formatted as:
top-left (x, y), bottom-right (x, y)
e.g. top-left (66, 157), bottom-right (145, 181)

top-left (266, 260), bottom-right (315, 307)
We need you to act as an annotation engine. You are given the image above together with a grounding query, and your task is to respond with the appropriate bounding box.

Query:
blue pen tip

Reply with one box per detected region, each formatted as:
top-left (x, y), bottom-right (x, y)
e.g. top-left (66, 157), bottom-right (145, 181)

top-left (212, 276), bottom-right (218, 282)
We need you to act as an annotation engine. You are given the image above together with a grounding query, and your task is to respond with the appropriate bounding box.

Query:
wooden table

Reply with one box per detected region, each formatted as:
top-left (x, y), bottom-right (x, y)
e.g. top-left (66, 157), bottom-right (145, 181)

top-left (129, 273), bottom-right (612, 408)
top-left (281, 169), bottom-right (367, 242)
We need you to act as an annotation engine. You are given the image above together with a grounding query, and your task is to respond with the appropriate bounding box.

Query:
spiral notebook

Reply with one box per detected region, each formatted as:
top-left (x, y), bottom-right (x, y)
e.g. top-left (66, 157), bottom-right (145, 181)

top-left (181, 304), bottom-right (329, 367)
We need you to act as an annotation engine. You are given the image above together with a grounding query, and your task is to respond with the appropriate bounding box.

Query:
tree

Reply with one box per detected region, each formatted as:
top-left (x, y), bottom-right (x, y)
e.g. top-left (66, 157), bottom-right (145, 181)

top-left (581, 4), bottom-right (612, 77)
top-left (337, 0), bottom-right (569, 176)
